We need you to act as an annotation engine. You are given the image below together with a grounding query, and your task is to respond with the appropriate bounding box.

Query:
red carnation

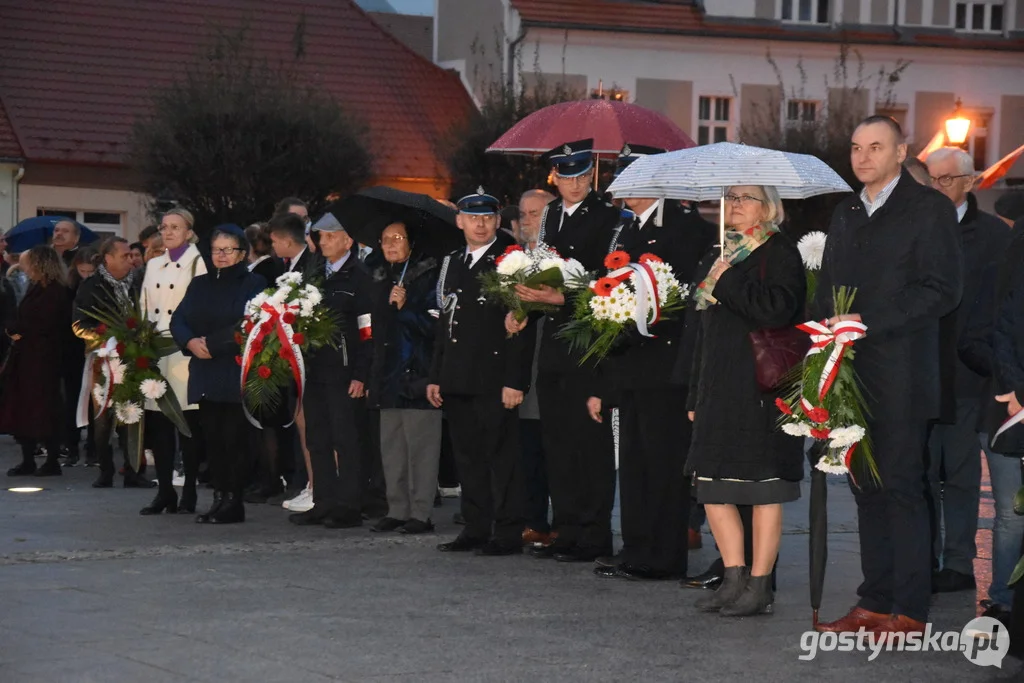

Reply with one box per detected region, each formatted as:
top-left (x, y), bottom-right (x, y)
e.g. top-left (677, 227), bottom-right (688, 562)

top-left (592, 277), bottom-right (619, 297)
top-left (251, 340), bottom-right (263, 354)
top-left (234, 331), bottom-right (244, 345)
top-left (503, 245), bottom-right (523, 256)
top-left (774, 398), bottom-right (793, 416)
top-left (235, 355), bottom-right (242, 366)
top-left (244, 321), bottom-right (254, 334)
top-left (282, 312), bottom-right (296, 325)
top-left (292, 332), bottom-right (306, 345)
top-left (495, 255), bottom-right (506, 267)
top-left (604, 250), bottom-right (630, 270)
top-left (803, 405), bottom-right (830, 424)
top-left (279, 346), bottom-right (292, 360)
top-left (810, 427), bottom-right (832, 440)
top-left (257, 365), bottom-right (272, 380)
top-left (260, 321), bottom-right (273, 335)
top-left (135, 356), bottom-right (150, 369)
top-left (639, 253), bottom-right (662, 264)
top-left (116, 343), bottom-right (126, 356)
top-left (125, 317), bottom-right (138, 330)
top-left (95, 324), bottom-right (108, 336)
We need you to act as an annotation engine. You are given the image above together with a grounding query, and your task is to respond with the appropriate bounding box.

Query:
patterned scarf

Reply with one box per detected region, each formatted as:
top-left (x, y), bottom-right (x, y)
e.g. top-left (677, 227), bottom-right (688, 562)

top-left (97, 264), bottom-right (136, 302)
top-left (693, 223), bottom-right (778, 311)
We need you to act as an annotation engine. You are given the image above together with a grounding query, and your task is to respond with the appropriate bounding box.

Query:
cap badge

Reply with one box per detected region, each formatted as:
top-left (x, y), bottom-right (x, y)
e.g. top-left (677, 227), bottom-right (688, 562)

top-left (476, 186), bottom-right (485, 195)
top-left (562, 144), bottom-right (572, 155)
top-left (622, 144), bottom-right (632, 157)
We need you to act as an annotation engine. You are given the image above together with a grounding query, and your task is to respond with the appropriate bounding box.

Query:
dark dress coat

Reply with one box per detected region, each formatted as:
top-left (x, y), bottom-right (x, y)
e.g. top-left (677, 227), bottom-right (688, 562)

top-left (306, 252), bottom-right (375, 386)
top-left (812, 170), bottom-right (964, 422)
top-left (0, 281), bottom-right (72, 440)
top-left (368, 253), bottom-right (439, 410)
top-left (170, 261), bottom-right (266, 405)
top-left (684, 233), bottom-right (807, 482)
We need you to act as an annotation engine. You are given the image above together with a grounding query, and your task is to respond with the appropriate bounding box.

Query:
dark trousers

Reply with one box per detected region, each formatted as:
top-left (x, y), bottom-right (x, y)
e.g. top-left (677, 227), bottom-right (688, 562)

top-left (356, 400), bottom-right (387, 515)
top-left (618, 386), bottom-right (691, 574)
top-left (444, 392), bottom-right (525, 545)
top-left (537, 372), bottom-right (615, 552)
top-left (303, 380), bottom-right (361, 514)
top-left (94, 408), bottom-right (127, 476)
top-left (853, 420), bottom-right (932, 623)
top-left (520, 418), bottom-right (549, 533)
top-left (199, 400), bottom-right (248, 493)
top-left (437, 417), bottom-right (460, 488)
top-left (146, 409), bottom-right (202, 496)
top-left (61, 354), bottom-right (92, 458)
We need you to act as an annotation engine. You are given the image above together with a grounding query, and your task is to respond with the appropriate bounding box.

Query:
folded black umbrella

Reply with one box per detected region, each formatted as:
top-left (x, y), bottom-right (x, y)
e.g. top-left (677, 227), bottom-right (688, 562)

top-left (326, 187), bottom-right (463, 257)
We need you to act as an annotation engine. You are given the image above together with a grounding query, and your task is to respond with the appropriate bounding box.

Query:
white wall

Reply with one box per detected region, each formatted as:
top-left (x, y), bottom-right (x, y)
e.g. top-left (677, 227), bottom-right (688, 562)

top-left (0, 164), bottom-right (19, 232)
top-left (519, 29), bottom-right (1024, 153)
top-left (17, 185), bottom-right (151, 240)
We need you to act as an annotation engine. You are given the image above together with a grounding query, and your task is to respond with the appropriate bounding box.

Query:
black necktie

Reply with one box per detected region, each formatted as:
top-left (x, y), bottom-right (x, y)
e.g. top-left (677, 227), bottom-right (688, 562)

top-left (464, 252), bottom-right (473, 268)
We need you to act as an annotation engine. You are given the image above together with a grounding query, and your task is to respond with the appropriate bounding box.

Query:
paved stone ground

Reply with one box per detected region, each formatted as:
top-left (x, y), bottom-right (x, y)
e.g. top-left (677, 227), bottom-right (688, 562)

top-left (1, 436), bottom-right (1021, 683)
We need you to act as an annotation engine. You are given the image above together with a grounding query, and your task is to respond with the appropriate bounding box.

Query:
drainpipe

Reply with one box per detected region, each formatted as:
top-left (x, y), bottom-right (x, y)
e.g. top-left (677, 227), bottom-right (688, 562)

top-left (507, 18), bottom-right (526, 93)
top-left (11, 165), bottom-right (24, 228)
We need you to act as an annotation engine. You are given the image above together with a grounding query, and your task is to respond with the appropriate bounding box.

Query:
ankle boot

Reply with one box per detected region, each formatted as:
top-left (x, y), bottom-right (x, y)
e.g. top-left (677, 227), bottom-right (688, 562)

top-left (177, 484), bottom-right (197, 514)
top-left (140, 490), bottom-right (178, 515)
top-left (196, 491), bottom-right (224, 524)
top-left (210, 492), bottom-right (245, 524)
top-left (695, 566), bottom-right (749, 613)
top-left (719, 574), bottom-right (774, 617)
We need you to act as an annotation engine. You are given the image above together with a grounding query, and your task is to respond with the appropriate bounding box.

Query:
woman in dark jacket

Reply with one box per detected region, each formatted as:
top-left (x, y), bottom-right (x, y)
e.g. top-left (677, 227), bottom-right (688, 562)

top-left (367, 223), bottom-right (441, 534)
top-left (1, 246), bottom-right (72, 476)
top-left (686, 185), bottom-right (806, 617)
top-left (171, 225), bottom-right (266, 524)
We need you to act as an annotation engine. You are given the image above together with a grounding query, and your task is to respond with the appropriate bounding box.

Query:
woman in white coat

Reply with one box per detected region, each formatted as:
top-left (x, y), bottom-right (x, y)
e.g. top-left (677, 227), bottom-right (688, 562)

top-left (139, 208), bottom-right (208, 515)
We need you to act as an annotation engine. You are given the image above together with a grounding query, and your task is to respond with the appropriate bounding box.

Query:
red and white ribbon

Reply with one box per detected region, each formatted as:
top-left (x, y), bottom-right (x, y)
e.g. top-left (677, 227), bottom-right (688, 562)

top-left (797, 319), bottom-right (867, 401)
top-left (77, 337), bottom-right (118, 428)
top-left (241, 302), bottom-right (305, 429)
top-left (605, 261), bottom-right (662, 338)
top-left (358, 314), bottom-right (373, 341)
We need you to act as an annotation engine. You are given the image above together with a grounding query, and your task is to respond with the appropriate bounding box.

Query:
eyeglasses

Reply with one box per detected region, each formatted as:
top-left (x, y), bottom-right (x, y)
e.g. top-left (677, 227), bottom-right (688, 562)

top-left (724, 194), bottom-right (765, 205)
top-left (212, 247), bottom-right (243, 256)
top-left (929, 174), bottom-right (972, 187)
top-left (380, 235), bottom-right (407, 244)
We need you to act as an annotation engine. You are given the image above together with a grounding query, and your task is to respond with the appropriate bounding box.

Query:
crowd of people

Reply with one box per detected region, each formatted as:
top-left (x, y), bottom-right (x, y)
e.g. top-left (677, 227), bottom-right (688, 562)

top-left (1, 113), bottom-right (1024, 636)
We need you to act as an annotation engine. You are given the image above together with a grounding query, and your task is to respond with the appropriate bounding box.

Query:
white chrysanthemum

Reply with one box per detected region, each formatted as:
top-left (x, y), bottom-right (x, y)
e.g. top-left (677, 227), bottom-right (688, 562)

top-left (537, 257), bottom-right (564, 273)
top-left (797, 231), bottom-right (827, 271)
top-left (299, 300), bottom-right (315, 317)
top-left (815, 453), bottom-right (849, 475)
top-left (108, 359), bottom-right (127, 385)
top-left (782, 422), bottom-right (812, 437)
top-left (139, 378), bottom-right (168, 400)
top-left (828, 425), bottom-right (865, 449)
top-left (270, 286), bottom-right (291, 306)
top-left (302, 285), bottom-right (322, 306)
top-left (276, 271), bottom-right (303, 287)
top-left (496, 250), bottom-right (530, 276)
top-left (561, 258), bottom-right (586, 280)
top-left (115, 401), bottom-right (143, 425)
top-left (92, 385), bottom-right (106, 406)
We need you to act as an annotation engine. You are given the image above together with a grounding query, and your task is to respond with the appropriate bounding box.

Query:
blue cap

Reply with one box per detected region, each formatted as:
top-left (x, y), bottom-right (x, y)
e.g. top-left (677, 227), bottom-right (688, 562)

top-left (546, 139), bottom-right (594, 178)
top-left (456, 187), bottom-right (501, 215)
top-left (212, 223), bottom-right (246, 239)
top-left (311, 212), bottom-right (346, 233)
top-left (615, 143), bottom-right (665, 177)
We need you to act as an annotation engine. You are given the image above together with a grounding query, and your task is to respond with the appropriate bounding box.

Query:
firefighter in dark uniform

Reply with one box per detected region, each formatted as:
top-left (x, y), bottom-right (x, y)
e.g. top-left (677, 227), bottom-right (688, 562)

top-left (289, 214), bottom-right (375, 529)
top-left (508, 139), bottom-right (623, 563)
top-left (590, 143), bottom-right (717, 580)
top-left (428, 189), bottom-right (534, 556)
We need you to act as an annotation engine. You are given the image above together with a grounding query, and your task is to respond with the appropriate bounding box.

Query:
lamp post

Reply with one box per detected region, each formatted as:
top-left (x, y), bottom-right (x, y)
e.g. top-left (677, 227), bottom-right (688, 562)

top-left (945, 98), bottom-right (972, 146)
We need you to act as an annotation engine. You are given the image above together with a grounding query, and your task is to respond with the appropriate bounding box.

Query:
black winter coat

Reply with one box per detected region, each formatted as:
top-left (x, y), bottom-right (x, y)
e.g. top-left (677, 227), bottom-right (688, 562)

top-left (306, 253), bottom-right (375, 386)
top-left (813, 171), bottom-right (963, 421)
top-left (685, 233), bottom-right (806, 482)
top-left (72, 269), bottom-right (142, 349)
top-left (369, 254), bottom-right (439, 410)
top-left (170, 262), bottom-right (266, 405)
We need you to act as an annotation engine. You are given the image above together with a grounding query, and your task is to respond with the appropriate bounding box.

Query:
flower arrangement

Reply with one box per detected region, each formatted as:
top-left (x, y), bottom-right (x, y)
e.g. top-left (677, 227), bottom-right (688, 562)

top-left (478, 244), bottom-right (587, 322)
top-left (776, 286), bottom-right (879, 484)
top-left (239, 271), bottom-right (338, 424)
top-left (558, 250), bottom-right (689, 364)
top-left (797, 231), bottom-right (827, 304)
top-left (86, 293), bottom-right (191, 468)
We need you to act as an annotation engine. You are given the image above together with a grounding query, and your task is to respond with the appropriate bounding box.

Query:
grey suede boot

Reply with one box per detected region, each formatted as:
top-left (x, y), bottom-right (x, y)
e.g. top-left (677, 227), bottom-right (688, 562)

top-left (719, 574), bottom-right (775, 617)
top-left (695, 565), bottom-right (749, 612)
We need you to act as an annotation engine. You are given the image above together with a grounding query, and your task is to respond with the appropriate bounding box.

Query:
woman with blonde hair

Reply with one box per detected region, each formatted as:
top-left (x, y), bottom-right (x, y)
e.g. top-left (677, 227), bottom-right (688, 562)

top-left (139, 208), bottom-right (207, 515)
top-left (0, 246), bottom-right (72, 476)
top-left (686, 185), bottom-right (806, 617)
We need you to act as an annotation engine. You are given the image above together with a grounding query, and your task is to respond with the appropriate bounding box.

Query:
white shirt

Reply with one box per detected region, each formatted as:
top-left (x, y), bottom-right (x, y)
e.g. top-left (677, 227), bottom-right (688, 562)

top-left (956, 201), bottom-right (968, 223)
top-left (464, 238), bottom-right (497, 268)
top-left (248, 254), bottom-right (270, 272)
top-left (326, 251), bottom-right (351, 277)
top-left (558, 199), bottom-right (583, 232)
top-left (287, 247), bottom-right (307, 272)
top-left (636, 202), bottom-right (659, 228)
top-left (859, 173), bottom-right (901, 217)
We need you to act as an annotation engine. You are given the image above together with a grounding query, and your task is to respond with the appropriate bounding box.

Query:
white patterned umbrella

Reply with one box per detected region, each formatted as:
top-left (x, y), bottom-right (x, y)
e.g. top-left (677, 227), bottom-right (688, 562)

top-left (606, 142), bottom-right (852, 200)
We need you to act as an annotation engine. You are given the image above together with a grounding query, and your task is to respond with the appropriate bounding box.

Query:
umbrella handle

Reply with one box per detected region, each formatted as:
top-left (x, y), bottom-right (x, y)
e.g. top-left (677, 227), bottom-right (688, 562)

top-left (719, 190), bottom-right (726, 261)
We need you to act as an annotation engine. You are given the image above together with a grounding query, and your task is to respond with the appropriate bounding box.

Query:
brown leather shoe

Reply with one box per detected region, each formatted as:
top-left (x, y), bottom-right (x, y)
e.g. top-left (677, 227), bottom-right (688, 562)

top-left (866, 614), bottom-right (926, 643)
top-left (523, 528), bottom-right (553, 545)
top-left (815, 606), bottom-right (889, 633)
top-left (688, 528), bottom-right (703, 550)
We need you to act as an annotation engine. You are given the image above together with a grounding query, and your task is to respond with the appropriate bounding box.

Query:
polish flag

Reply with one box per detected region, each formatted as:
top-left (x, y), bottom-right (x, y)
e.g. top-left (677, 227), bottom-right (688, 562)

top-left (358, 314), bottom-right (372, 341)
top-left (916, 130), bottom-right (945, 162)
top-left (976, 143), bottom-right (1024, 190)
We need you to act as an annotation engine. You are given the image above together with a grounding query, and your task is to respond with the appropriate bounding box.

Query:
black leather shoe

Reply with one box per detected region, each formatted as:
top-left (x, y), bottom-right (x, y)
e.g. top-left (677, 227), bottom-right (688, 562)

top-left (682, 559), bottom-right (725, 589)
top-left (323, 510), bottom-right (362, 529)
top-left (554, 547), bottom-right (608, 563)
top-left (7, 462), bottom-right (36, 476)
top-left (437, 535), bottom-right (487, 552)
top-left (92, 472), bottom-right (114, 488)
top-left (34, 461), bottom-right (63, 477)
top-left (244, 485), bottom-right (284, 505)
top-left (196, 491), bottom-right (225, 524)
top-left (399, 519), bottom-right (434, 535)
top-left (289, 505), bottom-right (334, 526)
top-left (123, 471), bottom-right (157, 489)
top-left (615, 563), bottom-right (682, 581)
top-left (593, 565), bottom-right (622, 578)
top-left (177, 486), bottom-right (197, 514)
top-left (371, 517), bottom-right (407, 532)
top-left (529, 544), bottom-right (565, 559)
top-left (475, 540), bottom-right (523, 556)
top-left (210, 493), bottom-right (245, 524)
top-left (594, 554), bottom-right (625, 568)
top-left (140, 492), bottom-right (178, 516)
top-left (932, 568), bottom-right (976, 593)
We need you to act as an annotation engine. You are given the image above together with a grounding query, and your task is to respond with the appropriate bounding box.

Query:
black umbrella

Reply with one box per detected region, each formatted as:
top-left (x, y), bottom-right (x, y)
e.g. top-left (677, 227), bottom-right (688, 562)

top-left (326, 187), bottom-right (463, 257)
top-left (808, 441), bottom-right (828, 629)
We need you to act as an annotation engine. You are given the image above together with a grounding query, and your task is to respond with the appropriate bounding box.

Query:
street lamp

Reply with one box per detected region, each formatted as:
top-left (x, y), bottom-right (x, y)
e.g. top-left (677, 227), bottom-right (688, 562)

top-left (945, 98), bottom-right (972, 145)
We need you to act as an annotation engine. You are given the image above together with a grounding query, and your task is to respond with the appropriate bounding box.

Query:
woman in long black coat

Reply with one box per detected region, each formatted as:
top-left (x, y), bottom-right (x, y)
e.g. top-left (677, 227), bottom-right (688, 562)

top-left (0, 246), bottom-right (72, 476)
top-left (686, 185), bottom-right (806, 617)
top-left (171, 226), bottom-right (266, 524)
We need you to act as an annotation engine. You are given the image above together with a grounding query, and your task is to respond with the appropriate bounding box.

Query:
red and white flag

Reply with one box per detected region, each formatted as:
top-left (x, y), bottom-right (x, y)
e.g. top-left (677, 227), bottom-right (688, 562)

top-left (976, 143), bottom-right (1024, 190)
top-left (358, 314), bottom-right (372, 341)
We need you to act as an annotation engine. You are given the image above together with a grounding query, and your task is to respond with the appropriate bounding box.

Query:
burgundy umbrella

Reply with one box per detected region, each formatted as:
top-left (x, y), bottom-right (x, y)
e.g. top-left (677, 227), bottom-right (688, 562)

top-left (487, 100), bottom-right (695, 157)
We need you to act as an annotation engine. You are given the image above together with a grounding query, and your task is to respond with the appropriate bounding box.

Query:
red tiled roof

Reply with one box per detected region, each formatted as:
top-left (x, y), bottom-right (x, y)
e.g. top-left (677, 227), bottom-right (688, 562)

top-left (0, 97), bottom-right (23, 160)
top-left (0, 0), bottom-right (473, 181)
top-left (510, 0), bottom-right (1024, 51)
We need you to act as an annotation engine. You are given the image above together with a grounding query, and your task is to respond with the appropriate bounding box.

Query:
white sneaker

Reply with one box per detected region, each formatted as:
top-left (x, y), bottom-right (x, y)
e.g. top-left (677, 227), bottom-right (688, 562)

top-left (171, 470), bottom-right (185, 487)
top-left (283, 484), bottom-right (313, 512)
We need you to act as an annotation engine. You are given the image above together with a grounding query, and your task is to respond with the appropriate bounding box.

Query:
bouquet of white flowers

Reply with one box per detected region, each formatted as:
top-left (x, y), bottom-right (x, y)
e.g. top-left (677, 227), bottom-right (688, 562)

top-left (478, 243), bottom-right (587, 322)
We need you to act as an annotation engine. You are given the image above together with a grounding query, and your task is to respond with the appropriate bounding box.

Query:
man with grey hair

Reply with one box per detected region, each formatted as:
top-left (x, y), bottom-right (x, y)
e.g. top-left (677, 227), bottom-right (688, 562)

top-left (51, 219), bottom-right (81, 267)
top-left (516, 189), bottom-right (554, 248)
top-left (924, 146), bottom-right (1011, 594)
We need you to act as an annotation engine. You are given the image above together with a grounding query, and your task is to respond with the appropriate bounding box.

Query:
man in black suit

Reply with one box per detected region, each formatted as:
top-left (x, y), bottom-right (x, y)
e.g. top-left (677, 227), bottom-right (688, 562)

top-left (590, 149), bottom-right (716, 579)
top-left (428, 189), bottom-right (532, 556)
top-left (268, 213), bottom-right (314, 276)
top-left (289, 214), bottom-right (375, 529)
top-left (509, 139), bottom-right (622, 563)
top-left (814, 116), bottom-right (963, 637)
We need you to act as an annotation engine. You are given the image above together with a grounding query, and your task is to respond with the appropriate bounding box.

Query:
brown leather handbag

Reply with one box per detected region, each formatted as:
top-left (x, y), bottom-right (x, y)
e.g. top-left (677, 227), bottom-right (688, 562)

top-left (748, 253), bottom-right (810, 393)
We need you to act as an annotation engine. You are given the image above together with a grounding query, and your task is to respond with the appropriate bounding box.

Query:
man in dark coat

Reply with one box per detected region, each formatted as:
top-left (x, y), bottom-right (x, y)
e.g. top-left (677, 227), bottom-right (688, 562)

top-left (428, 189), bottom-right (533, 555)
top-left (510, 139), bottom-right (623, 563)
top-left (288, 215), bottom-right (375, 529)
top-left (924, 147), bottom-right (1012, 593)
top-left (590, 191), bottom-right (716, 581)
top-left (814, 116), bottom-right (963, 637)
top-left (52, 220), bottom-right (80, 267)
